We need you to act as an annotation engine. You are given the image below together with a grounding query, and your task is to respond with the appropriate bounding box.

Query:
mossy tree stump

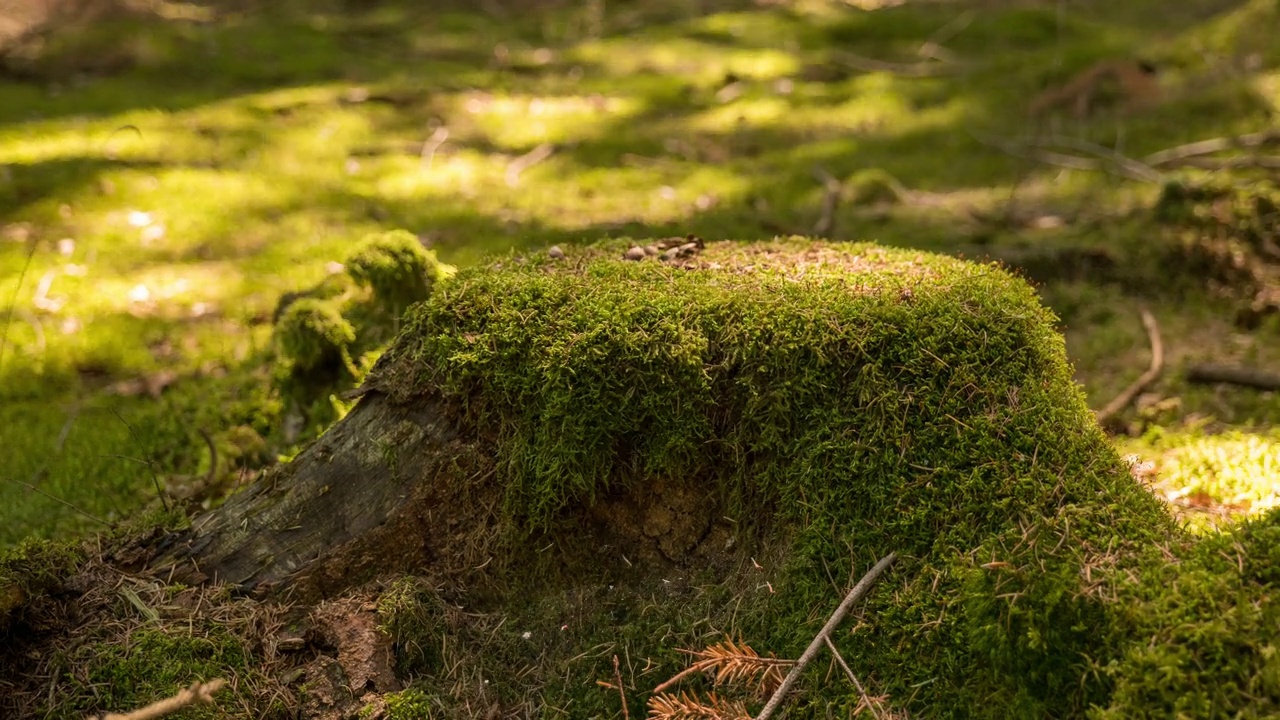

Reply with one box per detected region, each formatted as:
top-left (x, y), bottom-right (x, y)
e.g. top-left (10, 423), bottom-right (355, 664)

top-left (158, 239), bottom-right (1175, 716)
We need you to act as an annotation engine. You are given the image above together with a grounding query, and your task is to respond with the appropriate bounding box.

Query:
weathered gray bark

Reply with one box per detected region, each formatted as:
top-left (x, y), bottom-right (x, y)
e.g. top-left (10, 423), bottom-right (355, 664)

top-left (157, 393), bottom-right (491, 598)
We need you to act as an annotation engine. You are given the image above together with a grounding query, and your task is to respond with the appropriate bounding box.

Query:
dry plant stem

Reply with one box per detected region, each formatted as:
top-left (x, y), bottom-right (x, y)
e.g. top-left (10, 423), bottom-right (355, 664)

top-left (754, 552), bottom-right (897, 720)
top-left (832, 51), bottom-right (959, 77)
top-left (98, 679), bottom-right (225, 720)
top-left (1186, 363), bottom-right (1280, 391)
top-left (505, 143), bottom-right (555, 186)
top-left (1035, 135), bottom-right (1162, 183)
top-left (813, 166), bottom-right (842, 236)
top-left (1095, 308), bottom-right (1163, 425)
top-left (615, 654), bottom-right (631, 720)
top-left (1143, 129), bottom-right (1280, 166)
top-left (822, 636), bottom-right (882, 720)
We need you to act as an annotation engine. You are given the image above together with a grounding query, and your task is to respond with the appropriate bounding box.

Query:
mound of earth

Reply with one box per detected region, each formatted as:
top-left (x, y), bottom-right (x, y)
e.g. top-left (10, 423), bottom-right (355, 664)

top-left (10, 238), bottom-right (1278, 719)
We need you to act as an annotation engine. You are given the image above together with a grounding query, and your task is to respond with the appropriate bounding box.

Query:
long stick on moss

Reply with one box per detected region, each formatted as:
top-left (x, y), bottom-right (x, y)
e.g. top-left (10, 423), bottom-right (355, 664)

top-left (1095, 308), bottom-right (1163, 426)
top-left (97, 679), bottom-right (225, 720)
top-left (754, 552), bottom-right (897, 720)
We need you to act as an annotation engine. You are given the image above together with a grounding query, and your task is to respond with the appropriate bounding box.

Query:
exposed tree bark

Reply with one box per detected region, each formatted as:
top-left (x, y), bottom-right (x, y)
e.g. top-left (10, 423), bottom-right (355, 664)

top-left (155, 393), bottom-right (500, 599)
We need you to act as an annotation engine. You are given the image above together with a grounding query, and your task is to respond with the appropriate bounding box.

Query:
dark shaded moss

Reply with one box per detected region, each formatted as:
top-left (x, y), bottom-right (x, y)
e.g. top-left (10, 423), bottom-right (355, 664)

top-left (367, 239), bottom-right (1177, 716)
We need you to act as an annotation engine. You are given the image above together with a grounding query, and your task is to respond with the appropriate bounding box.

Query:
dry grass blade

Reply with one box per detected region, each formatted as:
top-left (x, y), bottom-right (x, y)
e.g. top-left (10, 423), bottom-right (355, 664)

top-left (647, 691), bottom-right (751, 720)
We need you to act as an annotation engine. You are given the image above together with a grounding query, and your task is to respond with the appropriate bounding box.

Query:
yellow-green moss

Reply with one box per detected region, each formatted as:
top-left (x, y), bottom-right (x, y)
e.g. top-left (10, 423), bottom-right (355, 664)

top-left (346, 230), bottom-right (457, 316)
top-left (274, 297), bottom-right (356, 373)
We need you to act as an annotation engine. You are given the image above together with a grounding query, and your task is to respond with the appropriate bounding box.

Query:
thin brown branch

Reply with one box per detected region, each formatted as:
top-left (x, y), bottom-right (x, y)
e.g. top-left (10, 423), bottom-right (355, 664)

top-left (1143, 129), bottom-right (1280, 167)
top-left (822, 636), bottom-right (883, 720)
top-left (98, 679), bottom-right (225, 720)
top-left (1186, 364), bottom-right (1280, 391)
top-left (754, 552), bottom-right (897, 720)
top-left (505, 143), bottom-right (555, 187)
top-left (832, 51), bottom-right (962, 77)
top-left (616, 655), bottom-right (631, 720)
top-left (1095, 308), bottom-right (1163, 425)
top-left (1034, 135), bottom-right (1163, 183)
top-left (1154, 155), bottom-right (1280, 171)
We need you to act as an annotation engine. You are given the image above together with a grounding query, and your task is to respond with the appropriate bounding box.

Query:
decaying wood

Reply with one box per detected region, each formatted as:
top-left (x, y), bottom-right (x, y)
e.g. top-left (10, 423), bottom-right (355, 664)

top-left (1095, 309), bottom-right (1163, 426)
top-left (754, 552), bottom-right (897, 720)
top-left (1186, 364), bottom-right (1280, 391)
top-left (155, 393), bottom-right (468, 596)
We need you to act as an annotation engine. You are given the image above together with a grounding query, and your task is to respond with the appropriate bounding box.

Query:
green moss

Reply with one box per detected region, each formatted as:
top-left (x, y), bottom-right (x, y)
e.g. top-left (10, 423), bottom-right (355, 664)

top-left (68, 627), bottom-right (245, 718)
top-left (345, 230), bottom-right (456, 316)
top-left (377, 577), bottom-right (446, 678)
top-left (383, 687), bottom-right (439, 719)
top-left (274, 297), bottom-right (357, 374)
top-left (1094, 509), bottom-right (1280, 718)
top-left (372, 239), bottom-right (1176, 716)
top-left (0, 538), bottom-right (83, 630)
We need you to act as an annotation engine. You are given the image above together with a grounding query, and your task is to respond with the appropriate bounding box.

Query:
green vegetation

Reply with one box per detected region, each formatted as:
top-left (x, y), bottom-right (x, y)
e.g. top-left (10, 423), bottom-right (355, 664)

top-left (346, 229), bottom-right (456, 316)
top-left (360, 239), bottom-right (1174, 716)
top-left (2, 0), bottom-right (1278, 542)
top-left (1, 0), bottom-right (1279, 715)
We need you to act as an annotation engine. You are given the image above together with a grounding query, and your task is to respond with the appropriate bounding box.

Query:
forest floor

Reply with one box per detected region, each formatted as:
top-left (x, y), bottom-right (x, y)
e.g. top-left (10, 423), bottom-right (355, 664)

top-left (1, 0), bottom-right (1278, 544)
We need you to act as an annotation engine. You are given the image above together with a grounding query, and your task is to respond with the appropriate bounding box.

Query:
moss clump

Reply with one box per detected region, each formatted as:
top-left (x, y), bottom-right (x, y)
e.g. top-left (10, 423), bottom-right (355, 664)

top-left (1095, 509), bottom-right (1280, 718)
top-left (370, 238), bottom-right (1176, 716)
top-left (70, 627), bottom-right (244, 718)
top-left (376, 577), bottom-right (447, 678)
top-left (274, 298), bottom-right (357, 374)
top-left (0, 538), bottom-right (83, 632)
top-left (346, 230), bottom-right (456, 315)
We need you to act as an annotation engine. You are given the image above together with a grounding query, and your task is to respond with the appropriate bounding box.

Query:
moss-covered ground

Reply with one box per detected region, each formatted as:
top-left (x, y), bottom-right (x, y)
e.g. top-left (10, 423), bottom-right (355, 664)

top-left (2, 0), bottom-right (1280, 716)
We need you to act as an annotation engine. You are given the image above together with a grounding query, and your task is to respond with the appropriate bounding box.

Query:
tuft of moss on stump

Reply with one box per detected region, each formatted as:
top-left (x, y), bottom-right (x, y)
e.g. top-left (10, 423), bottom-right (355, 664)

top-left (362, 239), bottom-right (1177, 716)
top-left (274, 297), bottom-right (356, 374)
top-left (346, 230), bottom-right (456, 315)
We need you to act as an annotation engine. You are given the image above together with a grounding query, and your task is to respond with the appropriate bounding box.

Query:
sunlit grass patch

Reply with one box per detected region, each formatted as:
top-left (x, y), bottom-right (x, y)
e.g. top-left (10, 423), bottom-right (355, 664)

top-left (1122, 428), bottom-right (1280, 527)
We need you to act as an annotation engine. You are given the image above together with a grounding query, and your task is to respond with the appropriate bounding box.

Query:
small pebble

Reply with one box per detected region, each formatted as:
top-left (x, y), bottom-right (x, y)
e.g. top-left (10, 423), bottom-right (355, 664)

top-left (644, 245), bottom-right (659, 256)
top-left (624, 246), bottom-right (646, 261)
top-left (548, 245), bottom-right (565, 259)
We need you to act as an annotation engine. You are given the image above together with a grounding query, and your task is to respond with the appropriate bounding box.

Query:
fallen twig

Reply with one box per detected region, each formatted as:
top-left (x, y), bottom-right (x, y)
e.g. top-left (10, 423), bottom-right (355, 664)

top-left (1034, 135), bottom-right (1163, 183)
top-left (822, 636), bottom-right (883, 720)
top-left (1186, 363), bottom-right (1280, 391)
top-left (755, 552), bottom-right (897, 720)
top-left (420, 126), bottom-right (449, 170)
top-left (832, 51), bottom-right (961, 77)
top-left (615, 655), bottom-right (631, 720)
top-left (1142, 129), bottom-right (1280, 167)
top-left (1152, 155), bottom-right (1280, 171)
top-left (96, 678), bottom-right (225, 720)
top-left (505, 143), bottom-right (555, 187)
top-left (813, 166), bottom-right (842, 237)
top-left (1095, 308), bottom-right (1163, 425)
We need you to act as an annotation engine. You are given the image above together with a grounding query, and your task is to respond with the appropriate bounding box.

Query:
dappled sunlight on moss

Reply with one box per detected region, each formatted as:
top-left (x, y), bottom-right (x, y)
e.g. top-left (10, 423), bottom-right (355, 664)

top-left (457, 92), bottom-right (646, 148)
top-left (571, 36), bottom-right (799, 83)
top-left (1123, 429), bottom-right (1280, 521)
